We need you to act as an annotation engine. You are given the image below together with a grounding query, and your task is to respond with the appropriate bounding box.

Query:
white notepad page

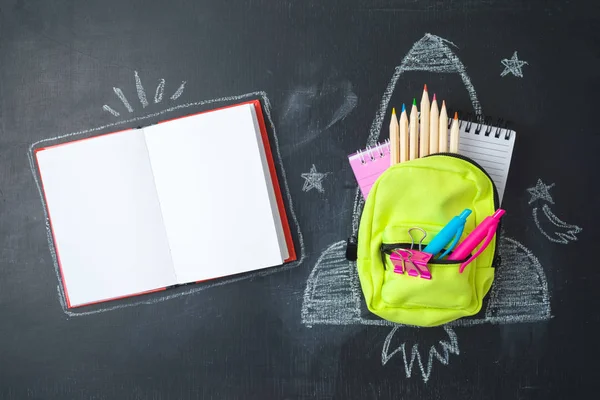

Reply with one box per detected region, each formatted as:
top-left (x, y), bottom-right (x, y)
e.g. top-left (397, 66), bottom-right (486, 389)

top-left (143, 104), bottom-right (287, 283)
top-left (36, 103), bottom-right (288, 307)
top-left (36, 130), bottom-right (177, 307)
top-left (457, 122), bottom-right (516, 203)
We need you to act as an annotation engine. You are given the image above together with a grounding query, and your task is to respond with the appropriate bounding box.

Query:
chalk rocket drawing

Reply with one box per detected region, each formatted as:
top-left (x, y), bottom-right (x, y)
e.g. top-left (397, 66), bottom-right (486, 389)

top-left (301, 34), bottom-right (551, 383)
top-left (103, 71), bottom-right (186, 117)
top-left (301, 164), bottom-right (330, 193)
top-left (527, 179), bottom-right (582, 244)
top-left (29, 91), bottom-right (305, 317)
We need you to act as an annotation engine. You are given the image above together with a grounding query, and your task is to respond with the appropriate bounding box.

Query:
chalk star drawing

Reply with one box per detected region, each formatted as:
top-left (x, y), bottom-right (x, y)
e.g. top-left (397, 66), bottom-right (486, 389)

top-left (103, 71), bottom-right (186, 117)
top-left (527, 179), bottom-right (582, 244)
top-left (500, 51), bottom-right (528, 78)
top-left (301, 164), bottom-right (329, 193)
top-left (302, 33), bottom-right (551, 383)
top-left (527, 179), bottom-right (555, 204)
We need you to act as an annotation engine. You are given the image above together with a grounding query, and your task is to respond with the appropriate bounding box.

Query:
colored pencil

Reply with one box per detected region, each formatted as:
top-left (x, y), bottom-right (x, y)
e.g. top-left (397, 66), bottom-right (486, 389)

top-left (439, 100), bottom-right (448, 152)
top-left (409, 98), bottom-right (419, 160)
top-left (450, 112), bottom-right (460, 153)
top-left (399, 104), bottom-right (409, 162)
top-left (419, 84), bottom-right (430, 157)
top-left (389, 108), bottom-right (400, 165)
top-left (429, 94), bottom-right (439, 154)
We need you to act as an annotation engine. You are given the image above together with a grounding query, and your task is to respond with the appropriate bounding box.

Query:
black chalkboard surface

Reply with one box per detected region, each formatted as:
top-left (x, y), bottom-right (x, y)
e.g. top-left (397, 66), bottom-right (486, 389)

top-left (1, 0), bottom-right (597, 398)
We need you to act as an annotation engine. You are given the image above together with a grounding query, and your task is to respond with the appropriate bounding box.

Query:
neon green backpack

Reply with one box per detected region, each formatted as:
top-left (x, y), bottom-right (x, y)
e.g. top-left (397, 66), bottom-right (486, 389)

top-left (357, 154), bottom-right (498, 327)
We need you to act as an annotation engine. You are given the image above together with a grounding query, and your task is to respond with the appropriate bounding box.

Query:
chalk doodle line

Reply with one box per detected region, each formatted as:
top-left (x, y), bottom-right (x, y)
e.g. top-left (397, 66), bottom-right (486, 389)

top-left (28, 91), bottom-right (305, 317)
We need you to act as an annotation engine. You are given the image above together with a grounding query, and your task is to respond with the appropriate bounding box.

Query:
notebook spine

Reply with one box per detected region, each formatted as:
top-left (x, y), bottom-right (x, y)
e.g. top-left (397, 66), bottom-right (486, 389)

top-left (447, 111), bottom-right (513, 141)
top-left (355, 140), bottom-right (390, 165)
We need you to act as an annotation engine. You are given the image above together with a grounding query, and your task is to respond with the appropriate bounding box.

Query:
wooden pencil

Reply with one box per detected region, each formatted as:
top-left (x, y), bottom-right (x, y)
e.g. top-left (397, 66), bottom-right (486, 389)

top-left (409, 98), bottom-right (419, 160)
top-left (419, 84), bottom-right (430, 157)
top-left (399, 104), bottom-right (409, 162)
top-left (439, 100), bottom-right (448, 152)
top-left (450, 111), bottom-right (460, 153)
top-left (429, 94), bottom-right (439, 154)
top-left (389, 108), bottom-right (400, 165)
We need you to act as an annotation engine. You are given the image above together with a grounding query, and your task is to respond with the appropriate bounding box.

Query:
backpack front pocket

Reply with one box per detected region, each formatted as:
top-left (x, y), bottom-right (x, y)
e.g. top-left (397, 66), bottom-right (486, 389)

top-left (379, 224), bottom-right (476, 310)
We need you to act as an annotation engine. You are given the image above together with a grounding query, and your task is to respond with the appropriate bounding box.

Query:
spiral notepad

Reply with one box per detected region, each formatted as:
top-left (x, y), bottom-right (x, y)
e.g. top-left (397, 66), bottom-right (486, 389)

top-left (349, 119), bottom-right (516, 202)
top-left (348, 141), bottom-right (392, 199)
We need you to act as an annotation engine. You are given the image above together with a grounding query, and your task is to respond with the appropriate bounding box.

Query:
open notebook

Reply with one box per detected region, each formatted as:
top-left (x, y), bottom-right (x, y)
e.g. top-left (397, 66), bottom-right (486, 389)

top-left (349, 119), bottom-right (516, 202)
top-left (36, 101), bottom-right (295, 308)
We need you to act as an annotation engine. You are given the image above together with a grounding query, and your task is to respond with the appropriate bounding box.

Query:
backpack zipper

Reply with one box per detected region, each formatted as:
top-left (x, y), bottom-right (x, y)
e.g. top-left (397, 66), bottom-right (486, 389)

top-left (380, 243), bottom-right (468, 264)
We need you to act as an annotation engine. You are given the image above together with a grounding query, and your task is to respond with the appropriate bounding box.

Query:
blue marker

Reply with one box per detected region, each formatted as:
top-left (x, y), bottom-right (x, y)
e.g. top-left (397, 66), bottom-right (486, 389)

top-left (423, 209), bottom-right (472, 258)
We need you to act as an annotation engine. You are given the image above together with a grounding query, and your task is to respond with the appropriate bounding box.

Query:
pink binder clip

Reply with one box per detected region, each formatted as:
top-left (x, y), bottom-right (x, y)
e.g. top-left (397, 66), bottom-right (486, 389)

top-left (390, 249), bottom-right (432, 280)
top-left (388, 227), bottom-right (432, 280)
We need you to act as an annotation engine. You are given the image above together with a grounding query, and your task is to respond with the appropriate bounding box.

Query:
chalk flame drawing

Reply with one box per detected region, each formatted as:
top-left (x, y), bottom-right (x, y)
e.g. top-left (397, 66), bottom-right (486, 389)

top-left (301, 164), bottom-right (330, 193)
top-left (302, 33), bottom-right (551, 383)
top-left (29, 91), bottom-right (304, 317)
top-left (382, 326), bottom-right (459, 383)
top-left (527, 179), bottom-right (582, 244)
top-left (102, 71), bottom-right (187, 117)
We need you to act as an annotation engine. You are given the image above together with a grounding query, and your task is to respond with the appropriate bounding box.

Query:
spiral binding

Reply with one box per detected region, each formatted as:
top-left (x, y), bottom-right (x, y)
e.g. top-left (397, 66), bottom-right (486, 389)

top-left (447, 110), bottom-right (512, 140)
top-left (356, 139), bottom-right (390, 165)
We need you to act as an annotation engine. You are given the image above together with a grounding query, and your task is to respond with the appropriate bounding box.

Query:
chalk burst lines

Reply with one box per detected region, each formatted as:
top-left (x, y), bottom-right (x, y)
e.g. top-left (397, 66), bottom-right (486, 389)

top-left (382, 326), bottom-right (460, 383)
top-left (103, 71), bottom-right (187, 117)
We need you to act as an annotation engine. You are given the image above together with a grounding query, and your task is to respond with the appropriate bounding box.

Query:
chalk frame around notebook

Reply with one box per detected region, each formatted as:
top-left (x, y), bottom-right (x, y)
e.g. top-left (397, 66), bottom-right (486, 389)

top-left (27, 91), bottom-right (305, 317)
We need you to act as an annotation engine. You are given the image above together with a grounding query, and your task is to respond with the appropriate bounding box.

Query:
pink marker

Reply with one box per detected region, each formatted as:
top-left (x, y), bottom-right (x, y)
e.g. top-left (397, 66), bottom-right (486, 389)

top-left (448, 209), bottom-right (505, 273)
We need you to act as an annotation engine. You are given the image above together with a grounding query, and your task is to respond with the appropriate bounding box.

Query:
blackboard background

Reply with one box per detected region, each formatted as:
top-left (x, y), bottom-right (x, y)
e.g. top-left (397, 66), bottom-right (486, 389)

top-left (1, 0), bottom-right (599, 398)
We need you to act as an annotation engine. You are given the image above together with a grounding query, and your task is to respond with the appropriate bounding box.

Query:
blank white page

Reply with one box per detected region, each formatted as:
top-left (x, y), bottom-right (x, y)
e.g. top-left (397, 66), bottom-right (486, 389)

top-left (457, 123), bottom-right (516, 204)
top-left (36, 130), bottom-right (177, 307)
top-left (143, 104), bottom-right (285, 283)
